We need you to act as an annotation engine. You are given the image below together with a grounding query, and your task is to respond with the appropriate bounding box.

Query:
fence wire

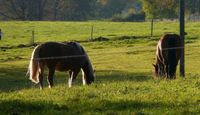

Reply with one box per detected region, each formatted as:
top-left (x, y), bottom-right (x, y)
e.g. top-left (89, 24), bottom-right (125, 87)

top-left (0, 44), bottom-right (200, 62)
top-left (1, 43), bottom-right (200, 77)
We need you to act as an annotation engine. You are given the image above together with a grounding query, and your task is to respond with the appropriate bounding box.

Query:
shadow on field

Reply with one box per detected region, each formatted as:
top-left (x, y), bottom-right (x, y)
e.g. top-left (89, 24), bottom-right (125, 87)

top-left (0, 67), bottom-right (32, 92)
top-left (95, 70), bottom-right (152, 83)
top-left (0, 99), bottom-right (190, 114)
top-left (0, 67), bottom-right (152, 92)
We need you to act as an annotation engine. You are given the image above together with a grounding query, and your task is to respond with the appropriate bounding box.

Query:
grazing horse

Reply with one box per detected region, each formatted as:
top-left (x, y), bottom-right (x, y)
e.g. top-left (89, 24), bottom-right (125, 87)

top-left (153, 33), bottom-right (182, 79)
top-left (27, 42), bottom-right (95, 89)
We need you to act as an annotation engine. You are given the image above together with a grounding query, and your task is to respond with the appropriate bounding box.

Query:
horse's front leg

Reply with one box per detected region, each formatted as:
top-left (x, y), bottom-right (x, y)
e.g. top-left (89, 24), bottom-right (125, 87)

top-left (47, 68), bottom-right (55, 88)
top-left (81, 69), bottom-right (86, 86)
top-left (68, 69), bottom-right (80, 88)
top-left (68, 71), bottom-right (73, 88)
top-left (164, 65), bottom-right (169, 79)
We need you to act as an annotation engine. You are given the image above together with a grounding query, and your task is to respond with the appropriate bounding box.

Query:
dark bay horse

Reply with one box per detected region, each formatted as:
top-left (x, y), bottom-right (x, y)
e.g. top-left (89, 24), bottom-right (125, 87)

top-left (27, 42), bottom-right (95, 89)
top-left (153, 33), bottom-right (182, 79)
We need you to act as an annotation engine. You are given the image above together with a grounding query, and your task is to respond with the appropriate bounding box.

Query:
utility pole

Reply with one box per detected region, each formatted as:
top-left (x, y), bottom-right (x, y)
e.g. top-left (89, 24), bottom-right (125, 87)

top-left (179, 0), bottom-right (185, 77)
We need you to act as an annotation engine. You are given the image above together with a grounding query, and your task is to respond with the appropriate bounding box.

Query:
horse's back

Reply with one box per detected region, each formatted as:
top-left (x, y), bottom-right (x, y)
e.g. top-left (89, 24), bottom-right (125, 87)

top-left (39, 42), bottom-right (66, 57)
top-left (38, 41), bottom-right (89, 71)
top-left (67, 42), bottom-right (86, 55)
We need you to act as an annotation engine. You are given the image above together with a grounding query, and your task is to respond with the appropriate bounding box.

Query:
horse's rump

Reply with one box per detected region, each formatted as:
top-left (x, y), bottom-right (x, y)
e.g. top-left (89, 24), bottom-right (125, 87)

top-left (154, 33), bottom-right (181, 78)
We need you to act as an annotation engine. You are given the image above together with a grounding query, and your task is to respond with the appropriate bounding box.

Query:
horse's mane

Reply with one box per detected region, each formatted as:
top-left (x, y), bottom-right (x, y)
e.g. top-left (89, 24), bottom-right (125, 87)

top-left (72, 42), bottom-right (94, 76)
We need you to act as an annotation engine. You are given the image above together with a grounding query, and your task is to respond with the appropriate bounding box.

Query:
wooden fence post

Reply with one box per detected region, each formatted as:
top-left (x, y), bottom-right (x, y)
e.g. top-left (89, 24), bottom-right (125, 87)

top-left (179, 0), bottom-right (185, 77)
top-left (31, 30), bottom-right (35, 45)
top-left (91, 25), bottom-right (94, 41)
top-left (150, 19), bottom-right (154, 38)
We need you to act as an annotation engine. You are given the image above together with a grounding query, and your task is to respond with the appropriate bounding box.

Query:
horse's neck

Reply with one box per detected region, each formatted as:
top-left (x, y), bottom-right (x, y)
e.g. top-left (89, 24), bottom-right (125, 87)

top-left (83, 57), bottom-right (93, 75)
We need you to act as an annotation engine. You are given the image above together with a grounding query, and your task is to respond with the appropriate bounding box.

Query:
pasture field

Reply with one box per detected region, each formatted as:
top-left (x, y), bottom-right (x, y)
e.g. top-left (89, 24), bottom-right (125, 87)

top-left (0, 21), bottom-right (200, 114)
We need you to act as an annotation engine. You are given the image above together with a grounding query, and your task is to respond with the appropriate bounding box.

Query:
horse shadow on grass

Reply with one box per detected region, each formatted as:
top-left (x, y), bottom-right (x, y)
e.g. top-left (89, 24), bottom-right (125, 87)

top-left (0, 67), bottom-right (152, 92)
top-left (95, 70), bottom-right (152, 84)
top-left (0, 98), bottom-right (193, 114)
top-left (54, 69), bottom-right (152, 87)
top-left (0, 67), bottom-right (32, 92)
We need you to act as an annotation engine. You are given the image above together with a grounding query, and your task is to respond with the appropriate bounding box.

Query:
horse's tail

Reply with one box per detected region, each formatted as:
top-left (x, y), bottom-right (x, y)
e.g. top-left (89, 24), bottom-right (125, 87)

top-left (27, 45), bottom-right (41, 84)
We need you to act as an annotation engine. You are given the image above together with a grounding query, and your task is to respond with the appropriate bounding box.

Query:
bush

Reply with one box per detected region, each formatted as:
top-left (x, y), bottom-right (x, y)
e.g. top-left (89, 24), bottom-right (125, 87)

top-left (111, 13), bottom-right (145, 22)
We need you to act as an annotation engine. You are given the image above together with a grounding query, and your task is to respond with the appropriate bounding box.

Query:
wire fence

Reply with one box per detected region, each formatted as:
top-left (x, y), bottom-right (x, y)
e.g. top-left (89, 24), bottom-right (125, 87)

top-left (1, 37), bottom-right (200, 78)
top-left (1, 43), bottom-right (200, 62)
top-left (0, 16), bottom-right (200, 76)
top-left (32, 55), bottom-right (87, 61)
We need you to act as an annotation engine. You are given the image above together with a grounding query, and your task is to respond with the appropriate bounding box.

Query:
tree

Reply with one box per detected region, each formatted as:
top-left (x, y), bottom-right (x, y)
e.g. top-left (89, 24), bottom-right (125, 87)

top-left (141, 0), bottom-right (178, 19)
top-left (26, 0), bottom-right (47, 20)
top-left (0, 0), bottom-right (47, 20)
top-left (0, 0), bottom-right (28, 20)
top-left (96, 0), bottom-right (127, 18)
top-left (186, 0), bottom-right (200, 15)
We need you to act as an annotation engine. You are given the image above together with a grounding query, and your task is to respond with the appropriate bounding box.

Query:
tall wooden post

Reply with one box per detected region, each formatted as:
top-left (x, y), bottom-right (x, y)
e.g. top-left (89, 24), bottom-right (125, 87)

top-left (31, 30), bottom-right (35, 45)
top-left (150, 19), bottom-right (154, 37)
top-left (91, 25), bottom-right (94, 41)
top-left (179, 0), bottom-right (185, 77)
top-left (0, 29), bottom-right (2, 40)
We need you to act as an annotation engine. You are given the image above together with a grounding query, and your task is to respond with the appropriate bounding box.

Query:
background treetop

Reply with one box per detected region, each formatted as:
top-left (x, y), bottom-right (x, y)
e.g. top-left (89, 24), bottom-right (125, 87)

top-left (0, 0), bottom-right (199, 21)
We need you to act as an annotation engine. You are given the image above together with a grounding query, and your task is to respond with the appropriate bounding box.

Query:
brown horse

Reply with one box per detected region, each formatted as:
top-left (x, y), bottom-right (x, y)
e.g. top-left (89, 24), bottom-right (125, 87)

top-left (27, 42), bottom-right (95, 89)
top-left (153, 33), bottom-right (182, 79)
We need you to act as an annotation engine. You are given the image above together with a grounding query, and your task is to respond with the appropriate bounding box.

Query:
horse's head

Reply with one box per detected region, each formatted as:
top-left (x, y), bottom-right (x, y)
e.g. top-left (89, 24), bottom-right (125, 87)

top-left (81, 56), bottom-right (95, 85)
top-left (87, 69), bottom-right (95, 84)
top-left (153, 64), bottom-right (159, 77)
top-left (168, 64), bottom-right (177, 79)
top-left (153, 63), bottom-right (165, 77)
top-left (70, 42), bottom-right (95, 84)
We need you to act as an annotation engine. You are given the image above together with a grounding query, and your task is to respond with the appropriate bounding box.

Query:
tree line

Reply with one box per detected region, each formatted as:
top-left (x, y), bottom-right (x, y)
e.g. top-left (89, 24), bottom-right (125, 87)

top-left (0, 0), bottom-right (200, 21)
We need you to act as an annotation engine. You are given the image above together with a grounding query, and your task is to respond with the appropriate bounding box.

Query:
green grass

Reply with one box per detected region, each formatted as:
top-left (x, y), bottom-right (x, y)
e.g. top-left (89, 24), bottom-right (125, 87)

top-left (0, 21), bottom-right (180, 46)
top-left (0, 21), bottom-right (200, 114)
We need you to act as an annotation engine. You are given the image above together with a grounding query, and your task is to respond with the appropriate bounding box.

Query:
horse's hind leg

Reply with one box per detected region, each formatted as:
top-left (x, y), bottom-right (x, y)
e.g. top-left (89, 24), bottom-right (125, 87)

top-left (39, 63), bottom-right (45, 90)
top-left (68, 68), bottom-right (80, 88)
top-left (39, 73), bottom-right (44, 90)
top-left (163, 64), bottom-right (168, 79)
top-left (47, 67), bottom-right (55, 88)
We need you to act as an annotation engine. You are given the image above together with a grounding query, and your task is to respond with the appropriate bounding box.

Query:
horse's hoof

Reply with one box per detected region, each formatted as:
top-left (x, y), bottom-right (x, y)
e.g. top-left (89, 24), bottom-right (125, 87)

top-left (48, 85), bottom-right (52, 88)
top-left (68, 81), bottom-right (73, 88)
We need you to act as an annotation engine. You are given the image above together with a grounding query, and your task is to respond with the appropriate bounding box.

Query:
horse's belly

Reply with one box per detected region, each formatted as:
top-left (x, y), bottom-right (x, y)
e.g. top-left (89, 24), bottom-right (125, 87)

top-left (55, 62), bottom-right (70, 71)
top-left (55, 59), bottom-right (83, 71)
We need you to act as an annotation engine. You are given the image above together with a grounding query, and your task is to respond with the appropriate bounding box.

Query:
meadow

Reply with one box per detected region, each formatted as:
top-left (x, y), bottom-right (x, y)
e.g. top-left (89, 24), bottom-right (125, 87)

top-left (0, 21), bottom-right (200, 114)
